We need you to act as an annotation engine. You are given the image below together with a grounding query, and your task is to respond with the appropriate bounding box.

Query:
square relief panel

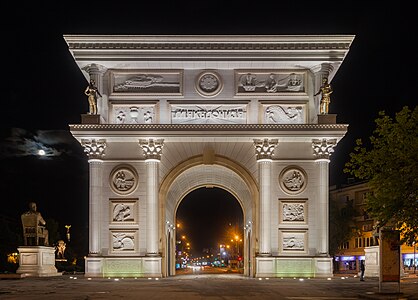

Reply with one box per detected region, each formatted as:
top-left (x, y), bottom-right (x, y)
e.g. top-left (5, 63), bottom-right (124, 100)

top-left (110, 230), bottom-right (137, 253)
top-left (279, 199), bottom-right (308, 225)
top-left (279, 230), bottom-right (308, 254)
top-left (110, 199), bottom-right (138, 224)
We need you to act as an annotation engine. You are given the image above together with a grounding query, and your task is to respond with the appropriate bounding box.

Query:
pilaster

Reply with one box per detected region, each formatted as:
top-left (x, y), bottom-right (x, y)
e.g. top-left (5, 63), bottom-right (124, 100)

top-left (139, 139), bottom-right (164, 256)
top-left (81, 139), bottom-right (106, 255)
top-left (312, 138), bottom-right (336, 255)
top-left (253, 138), bottom-right (278, 256)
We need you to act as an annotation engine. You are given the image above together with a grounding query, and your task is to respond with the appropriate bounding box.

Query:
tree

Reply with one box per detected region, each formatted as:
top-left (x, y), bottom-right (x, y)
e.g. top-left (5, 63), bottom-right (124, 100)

top-left (329, 198), bottom-right (356, 256)
top-left (344, 106), bottom-right (418, 245)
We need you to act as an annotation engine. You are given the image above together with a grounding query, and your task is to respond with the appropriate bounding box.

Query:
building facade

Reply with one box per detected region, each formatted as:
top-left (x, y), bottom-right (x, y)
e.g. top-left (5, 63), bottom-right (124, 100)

top-left (330, 181), bottom-right (417, 275)
top-left (65, 35), bottom-right (354, 278)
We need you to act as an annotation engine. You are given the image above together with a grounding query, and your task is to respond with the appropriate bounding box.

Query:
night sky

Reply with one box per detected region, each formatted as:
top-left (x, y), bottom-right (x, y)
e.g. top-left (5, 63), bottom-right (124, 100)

top-left (1, 2), bottom-right (416, 255)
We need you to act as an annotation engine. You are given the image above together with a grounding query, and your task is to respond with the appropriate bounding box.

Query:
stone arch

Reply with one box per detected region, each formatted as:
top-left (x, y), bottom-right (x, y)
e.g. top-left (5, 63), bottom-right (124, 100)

top-left (159, 155), bottom-right (259, 277)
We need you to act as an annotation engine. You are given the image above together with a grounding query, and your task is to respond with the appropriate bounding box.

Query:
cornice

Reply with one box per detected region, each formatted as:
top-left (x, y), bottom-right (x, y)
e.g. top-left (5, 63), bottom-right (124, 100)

top-left (64, 35), bottom-right (355, 62)
top-left (69, 124), bottom-right (348, 143)
top-left (69, 124), bottom-right (348, 131)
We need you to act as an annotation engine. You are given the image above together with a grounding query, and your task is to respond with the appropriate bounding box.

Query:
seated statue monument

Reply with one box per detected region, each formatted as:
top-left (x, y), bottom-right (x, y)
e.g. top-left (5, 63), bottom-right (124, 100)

top-left (21, 202), bottom-right (49, 246)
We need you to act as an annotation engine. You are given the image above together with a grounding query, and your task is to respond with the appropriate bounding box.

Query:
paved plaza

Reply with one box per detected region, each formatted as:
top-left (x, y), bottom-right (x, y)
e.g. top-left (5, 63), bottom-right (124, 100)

top-left (1, 273), bottom-right (417, 300)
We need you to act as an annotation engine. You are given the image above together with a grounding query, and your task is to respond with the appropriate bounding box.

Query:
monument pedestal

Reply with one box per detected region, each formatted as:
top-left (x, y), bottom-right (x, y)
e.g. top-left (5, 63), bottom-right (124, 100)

top-left (17, 246), bottom-right (61, 277)
top-left (81, 114), bottom-right (100, 124)
top-left (318, 114), bottom-right (337, 124)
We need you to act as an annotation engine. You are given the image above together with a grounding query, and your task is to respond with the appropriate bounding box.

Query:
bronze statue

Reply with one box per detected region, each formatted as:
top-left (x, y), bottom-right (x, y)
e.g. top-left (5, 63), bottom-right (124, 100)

top-left (56, 240), bottom-right (66, 259)
top-left (21, 202), bottom-right (49, 246)
top-left (314, 77), bottom-right (333, 114)
top-left (84, 79), bottom-right (102, 115)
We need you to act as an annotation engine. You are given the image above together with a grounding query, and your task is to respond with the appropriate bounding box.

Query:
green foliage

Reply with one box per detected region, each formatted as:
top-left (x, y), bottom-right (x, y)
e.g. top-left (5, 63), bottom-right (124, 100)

top-left (344, 106), bottom-right (418, 245)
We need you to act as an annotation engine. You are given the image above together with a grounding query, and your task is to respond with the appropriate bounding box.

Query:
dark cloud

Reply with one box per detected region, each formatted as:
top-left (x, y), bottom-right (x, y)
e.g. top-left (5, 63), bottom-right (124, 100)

top-left (0, 128), bottom-right (78, 159)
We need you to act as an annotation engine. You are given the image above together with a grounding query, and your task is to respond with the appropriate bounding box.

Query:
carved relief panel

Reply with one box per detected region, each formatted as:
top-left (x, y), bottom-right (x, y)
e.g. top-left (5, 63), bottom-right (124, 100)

top-left (279, 230), bottom-right (307, 254)
top-left (110, 230), bottom-right (137, 253)
top-left (111, 104), bottom-right (156, 124)
top-left (235, 70), bottom-right (306, 95)
top-left (109, 165), bottom-right (138, 196)
top-left (279, 166), bottom-right (308, 195)
top-left (109, 199), bottom-right (137, 224)
top-left (279, 199), bottom-right (308, 225)
top-left (262, 104), bottom-right (306, 124)
top-left (110, 70), bottom-right (183, 96)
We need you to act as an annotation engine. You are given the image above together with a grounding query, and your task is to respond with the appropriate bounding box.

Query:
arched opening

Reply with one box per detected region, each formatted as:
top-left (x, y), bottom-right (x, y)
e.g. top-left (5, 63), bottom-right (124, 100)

top-left (160, 158), bottom-right (258, 278)
top-left (175, 187), bottom-right (244, 275)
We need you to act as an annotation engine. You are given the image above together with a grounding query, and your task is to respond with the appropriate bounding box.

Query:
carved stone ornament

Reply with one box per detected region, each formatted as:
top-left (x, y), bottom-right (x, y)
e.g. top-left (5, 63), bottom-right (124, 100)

top-left (279, 166), bottom-right (307, 195)
top-left (265, 105), bottom-right (304, 124)
top-left (282, 203), bottom-right (305, 222)
top-left (112, 203), bottom-right (134, 222)
top-left (112, 232), bottom-right (135, 251)
top-left (81, 139), bottom-right (106, 159)
top-left (253, 138), bottom-right (278, 160)
top-left (282, 234), bottom-right (305, 250)
top-left (109, 165), bottom-right (138, 195)
top-left (196, 72), bottom-right (223, 97)
top-left (139, 139), bottom-right (164, 160)
top-left (312, 138), bottom-right (337, 160)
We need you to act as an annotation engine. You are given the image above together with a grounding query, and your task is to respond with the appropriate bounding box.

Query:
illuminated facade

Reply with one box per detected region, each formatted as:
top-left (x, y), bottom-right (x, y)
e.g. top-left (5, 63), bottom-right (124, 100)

top-left (330, 181), bottom-right (417, 276)
top-left (66, 35), bottom-right (354, 278)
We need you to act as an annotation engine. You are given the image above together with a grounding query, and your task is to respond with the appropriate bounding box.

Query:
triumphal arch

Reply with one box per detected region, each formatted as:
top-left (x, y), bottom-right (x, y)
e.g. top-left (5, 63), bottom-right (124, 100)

top-left (65, 35), bottom-right (354, 278)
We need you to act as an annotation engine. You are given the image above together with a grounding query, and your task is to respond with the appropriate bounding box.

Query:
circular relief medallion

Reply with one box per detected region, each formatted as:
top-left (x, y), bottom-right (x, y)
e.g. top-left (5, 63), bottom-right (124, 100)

top-left (279, 166), bottom-right (307, 195)
top-left (109, 164), bottom-right (138, 195)
top-left (196, 72), bottom-right (223, 97)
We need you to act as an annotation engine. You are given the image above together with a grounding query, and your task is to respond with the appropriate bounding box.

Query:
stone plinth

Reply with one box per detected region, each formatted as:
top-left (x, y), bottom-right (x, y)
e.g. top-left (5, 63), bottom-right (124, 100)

top-left (364, 246), bottom-right (379, 278)
top-left (318, 114), bottom-right (337, 124)
top-left (17, 246), bottom-right (61, 277)
top-left (85, 256), bottom-right (162, 278)
top-left (81, 114), bottom-right (100, 124)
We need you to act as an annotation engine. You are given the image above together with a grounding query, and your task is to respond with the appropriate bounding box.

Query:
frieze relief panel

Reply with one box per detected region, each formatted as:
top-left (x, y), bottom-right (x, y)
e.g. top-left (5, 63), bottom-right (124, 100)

top-left (262, 104), bottom-right (306, 124)
top-left (109, 199), bottom-right (138, 224)
top-left (110, 230), bottom-right (137, 253)
top-left (110, 70), bottom-right (183, 96)
top-left (279, 199), bottom-right (308, 225)
top-left (235, 70), bottom-right (306, 95)
top-left (170, 104), bottom-right (247, 124)
top-left (111, 105), bottom-right (156, 124)
top-left (279, 230), bottom-right (307, 254)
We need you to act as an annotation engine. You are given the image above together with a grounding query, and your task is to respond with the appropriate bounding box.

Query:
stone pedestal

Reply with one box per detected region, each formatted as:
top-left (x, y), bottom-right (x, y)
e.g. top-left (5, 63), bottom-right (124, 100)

top-left (81, 114), bottom-right (100, 124)
top-left (318, 114), bottom-right (337, 124)
top-left (365, 246), bottom-right (380, 278)
top-left (17, 246), bottom-right (61, 277)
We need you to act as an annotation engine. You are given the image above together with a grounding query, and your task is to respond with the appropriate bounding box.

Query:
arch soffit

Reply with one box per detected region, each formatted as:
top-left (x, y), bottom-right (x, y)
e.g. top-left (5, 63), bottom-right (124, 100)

top-left (160, 155), bottom-right (259, 220)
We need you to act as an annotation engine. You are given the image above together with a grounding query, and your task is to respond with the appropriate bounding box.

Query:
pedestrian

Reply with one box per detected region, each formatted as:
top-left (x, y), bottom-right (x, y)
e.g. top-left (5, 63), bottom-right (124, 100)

top-left (360, 260), bottom-right (365, 281)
